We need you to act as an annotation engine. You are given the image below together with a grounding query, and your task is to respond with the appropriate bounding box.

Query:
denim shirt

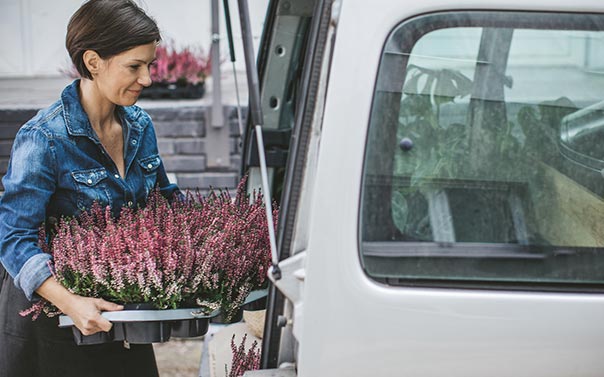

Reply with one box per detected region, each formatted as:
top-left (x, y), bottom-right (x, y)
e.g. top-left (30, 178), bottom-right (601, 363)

top-left (0, 80), bottom-right (179, 300)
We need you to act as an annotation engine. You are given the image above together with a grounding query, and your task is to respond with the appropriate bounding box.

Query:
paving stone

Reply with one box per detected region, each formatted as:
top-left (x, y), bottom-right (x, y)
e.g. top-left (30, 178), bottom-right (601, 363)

top-left (158, 139), bottom-right (176, 155)
top-left (153, 338), bottom-right (204, 377)
top-left (175, 173), bottom-right (238, 191)
top-left (155, 120), bottom-right (206, 138)
top-left (147, 107), bottom-right (207, 122)
top-left (174, 139), bottom-right (206, 155)
top-left (163, 156), bottom-right (207, 172)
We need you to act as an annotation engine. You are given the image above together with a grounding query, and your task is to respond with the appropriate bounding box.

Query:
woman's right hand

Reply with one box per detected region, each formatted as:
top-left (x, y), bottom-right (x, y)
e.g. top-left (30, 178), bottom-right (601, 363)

top-left (36, 277), bottom-right (123, 335)
top-left (60, 295), bottom-right (123, 335)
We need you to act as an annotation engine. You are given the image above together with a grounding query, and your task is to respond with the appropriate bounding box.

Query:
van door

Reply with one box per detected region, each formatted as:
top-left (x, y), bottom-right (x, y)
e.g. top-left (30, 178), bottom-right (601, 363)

top-left (239, 0), bottom-right (325, 369)
top-left (294, 2), bottom-right (604, 376)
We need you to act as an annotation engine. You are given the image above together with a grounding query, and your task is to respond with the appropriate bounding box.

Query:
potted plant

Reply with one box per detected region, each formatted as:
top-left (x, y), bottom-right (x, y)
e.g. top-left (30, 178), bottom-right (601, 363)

top-left (22, 178), bottom-right (275, 344)
top-left (142, 42), bottom-right (211, 99)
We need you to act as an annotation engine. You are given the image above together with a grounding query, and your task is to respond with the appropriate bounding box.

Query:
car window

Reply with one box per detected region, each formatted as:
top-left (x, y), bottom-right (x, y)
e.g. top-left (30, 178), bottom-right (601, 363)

top-left (360, 12), bottom-right (604, 289)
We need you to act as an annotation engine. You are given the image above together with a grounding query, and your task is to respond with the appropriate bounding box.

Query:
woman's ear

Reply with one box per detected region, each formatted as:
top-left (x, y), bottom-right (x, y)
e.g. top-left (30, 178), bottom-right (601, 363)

top-left (82, 50), bottom-right (102, 76)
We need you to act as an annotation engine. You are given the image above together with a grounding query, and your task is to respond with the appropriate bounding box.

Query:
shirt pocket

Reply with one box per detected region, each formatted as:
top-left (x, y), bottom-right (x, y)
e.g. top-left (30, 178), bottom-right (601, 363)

top-left (71, 167), bottom-right (111, 211)
top-left (137, 154), bottom-right (161, 196)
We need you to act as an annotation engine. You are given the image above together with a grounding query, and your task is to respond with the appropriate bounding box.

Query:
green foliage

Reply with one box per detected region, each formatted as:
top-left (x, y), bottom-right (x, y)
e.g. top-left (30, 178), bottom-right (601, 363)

top-left (397, 65), bottom-right (473, 184)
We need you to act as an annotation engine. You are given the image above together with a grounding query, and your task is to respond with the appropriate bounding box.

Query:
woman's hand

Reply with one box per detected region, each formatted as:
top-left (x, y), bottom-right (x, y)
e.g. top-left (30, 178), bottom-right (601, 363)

top-left (36, 278), bottom-right (123, 335)
top-left (60, 295), bottom-right (123, 335)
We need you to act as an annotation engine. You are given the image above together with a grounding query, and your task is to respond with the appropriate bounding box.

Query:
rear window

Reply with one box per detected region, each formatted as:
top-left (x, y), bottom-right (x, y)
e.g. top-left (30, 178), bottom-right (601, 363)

top-left (360, 11), bottom-right (604, 290)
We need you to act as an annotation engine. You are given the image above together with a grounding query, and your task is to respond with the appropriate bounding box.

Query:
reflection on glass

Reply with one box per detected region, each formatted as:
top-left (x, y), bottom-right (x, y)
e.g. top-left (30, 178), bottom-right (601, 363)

top-left (361, 13), bottom-right (604, 286)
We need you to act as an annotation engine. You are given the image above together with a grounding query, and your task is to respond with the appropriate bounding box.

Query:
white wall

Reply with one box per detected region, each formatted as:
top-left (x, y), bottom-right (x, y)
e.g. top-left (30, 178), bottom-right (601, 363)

top-left (0, 0), bottom-right (269, 78)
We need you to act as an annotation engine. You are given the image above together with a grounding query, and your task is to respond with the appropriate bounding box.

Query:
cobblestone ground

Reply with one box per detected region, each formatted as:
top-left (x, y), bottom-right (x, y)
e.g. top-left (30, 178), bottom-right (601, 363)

top-left (154, 338), bottom-right (204, 377)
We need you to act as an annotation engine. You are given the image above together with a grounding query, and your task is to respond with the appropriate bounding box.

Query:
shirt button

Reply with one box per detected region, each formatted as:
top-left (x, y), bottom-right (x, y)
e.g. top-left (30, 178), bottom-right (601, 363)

top-left (131, 139), bottom-right (137, 145)
top-left (87, 179), bottom-right (92, 184)
top-left (114, 174), bottom-right (120, 179)
top-left (147, 163), bottom-right (153, 169)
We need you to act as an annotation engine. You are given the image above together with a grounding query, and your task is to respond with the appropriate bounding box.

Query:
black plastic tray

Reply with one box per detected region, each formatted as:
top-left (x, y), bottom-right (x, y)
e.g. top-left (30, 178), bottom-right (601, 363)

top-left (138, 82), bottom-right (205, 99)
top-left (59, 289), bottom-right (267, 345)
top-left (63, 307), bottom-right (216, 345)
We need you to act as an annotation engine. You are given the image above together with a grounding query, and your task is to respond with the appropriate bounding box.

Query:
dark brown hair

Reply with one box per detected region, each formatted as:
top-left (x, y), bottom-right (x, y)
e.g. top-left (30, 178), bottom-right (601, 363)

top-left (66, 0), bottom-right (161, 80)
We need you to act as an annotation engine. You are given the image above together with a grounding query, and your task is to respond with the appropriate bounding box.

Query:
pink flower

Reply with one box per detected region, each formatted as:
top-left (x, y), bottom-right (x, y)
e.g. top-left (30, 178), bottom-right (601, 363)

top-left (150, 42), bottom-right (211, 85)
top-left (228, 334), bottom-right (261, 377)
top-left (26, 176), bottom-right (275, 320)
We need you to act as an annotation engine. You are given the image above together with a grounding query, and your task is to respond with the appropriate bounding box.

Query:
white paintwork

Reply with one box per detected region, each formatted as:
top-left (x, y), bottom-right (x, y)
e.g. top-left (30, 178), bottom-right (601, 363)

top-left (270, 252), bottom-right (306, 340)
top-left (0, 0), bottom-right (268, 78)
top-left (292, 0), bottom-right (604, 376)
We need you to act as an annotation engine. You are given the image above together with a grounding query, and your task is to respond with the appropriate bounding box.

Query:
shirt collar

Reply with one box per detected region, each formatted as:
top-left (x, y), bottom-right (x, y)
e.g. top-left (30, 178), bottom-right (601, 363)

top-left (61, 79), bottom-right (147, 139)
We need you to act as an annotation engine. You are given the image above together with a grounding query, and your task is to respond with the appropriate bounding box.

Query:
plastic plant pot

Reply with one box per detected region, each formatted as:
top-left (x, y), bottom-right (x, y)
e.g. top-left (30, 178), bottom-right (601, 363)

top-left (71, 327), bottom-right (115, 346)
top-left (171, 319), bottom-right (210, 338)
top-left (115, 303), bottom-right (172, 344)
top-left (116, 320), bottom-right (172, 344)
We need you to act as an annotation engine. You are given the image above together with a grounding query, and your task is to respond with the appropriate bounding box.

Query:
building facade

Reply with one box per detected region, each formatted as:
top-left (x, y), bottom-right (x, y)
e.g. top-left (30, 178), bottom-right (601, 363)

top-left (0, 0), bottom-right (268, 78)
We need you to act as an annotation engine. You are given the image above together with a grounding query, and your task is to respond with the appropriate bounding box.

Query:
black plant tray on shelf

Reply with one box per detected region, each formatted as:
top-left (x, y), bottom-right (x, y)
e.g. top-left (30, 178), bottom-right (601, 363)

top-left (59, 307), bottom-right (218, 345)
top-left (139, 82), bottom-right (205, 99)
top-left (58, 289), bottom-right (268, 345)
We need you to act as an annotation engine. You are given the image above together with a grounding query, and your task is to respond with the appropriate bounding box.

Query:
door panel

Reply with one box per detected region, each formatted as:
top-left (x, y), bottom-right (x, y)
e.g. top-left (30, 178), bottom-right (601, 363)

top-left (297, 3), bottom-right (604, 376)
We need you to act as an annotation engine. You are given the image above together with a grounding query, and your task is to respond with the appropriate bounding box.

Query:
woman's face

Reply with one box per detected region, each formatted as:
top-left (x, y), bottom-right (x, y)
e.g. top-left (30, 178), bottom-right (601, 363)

top-left (94, 42), bottom-right (157, 106)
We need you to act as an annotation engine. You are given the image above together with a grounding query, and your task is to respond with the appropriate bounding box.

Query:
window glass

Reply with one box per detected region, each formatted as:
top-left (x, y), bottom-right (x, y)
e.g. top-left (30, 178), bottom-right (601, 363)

top-left (361, 12), bottom-right (604, 288)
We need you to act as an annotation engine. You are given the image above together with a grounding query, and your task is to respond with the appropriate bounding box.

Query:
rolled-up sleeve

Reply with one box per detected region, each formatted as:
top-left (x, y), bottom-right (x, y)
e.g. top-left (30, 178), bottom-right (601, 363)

top-left (0, 125), bottom-right (57, 300)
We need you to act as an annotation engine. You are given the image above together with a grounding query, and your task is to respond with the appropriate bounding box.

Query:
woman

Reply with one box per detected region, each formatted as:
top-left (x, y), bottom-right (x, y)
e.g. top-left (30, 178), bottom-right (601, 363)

top-left (0, 1), bottom-right (178, 375)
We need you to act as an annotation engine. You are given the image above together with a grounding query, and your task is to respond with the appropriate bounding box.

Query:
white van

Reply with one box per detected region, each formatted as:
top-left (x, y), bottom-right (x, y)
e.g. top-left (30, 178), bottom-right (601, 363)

top-left (240, 0), bottom-right (604, 375)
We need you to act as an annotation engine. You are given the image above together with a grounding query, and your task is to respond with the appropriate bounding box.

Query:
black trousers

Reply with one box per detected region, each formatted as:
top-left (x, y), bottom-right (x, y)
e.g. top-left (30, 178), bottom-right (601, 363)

top-left (0, 265), bottom-right (159, 377)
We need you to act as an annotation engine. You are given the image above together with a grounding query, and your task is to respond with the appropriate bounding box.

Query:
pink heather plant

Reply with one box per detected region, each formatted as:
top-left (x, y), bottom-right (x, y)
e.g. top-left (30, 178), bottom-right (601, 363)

top-left (227, 334), bottom-right (261, 377)
top-left (23, 177), bottom-right (275, 321)
top-left (151, 42), bottom-right (211, 85)
top-left (199, 185), bottom-right (278, 321)
top-left (60, 42), bottom-right (211, 85)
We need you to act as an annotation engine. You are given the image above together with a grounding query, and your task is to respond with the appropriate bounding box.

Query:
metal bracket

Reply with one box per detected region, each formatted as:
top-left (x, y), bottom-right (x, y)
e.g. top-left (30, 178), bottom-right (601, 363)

top-left (269, 252), bottom-right (305, 339)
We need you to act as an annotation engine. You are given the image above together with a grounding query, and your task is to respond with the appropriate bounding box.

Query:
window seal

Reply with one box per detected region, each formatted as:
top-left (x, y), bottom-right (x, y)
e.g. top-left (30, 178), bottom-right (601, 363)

top-left (359, 10), bottom-right (604, 291)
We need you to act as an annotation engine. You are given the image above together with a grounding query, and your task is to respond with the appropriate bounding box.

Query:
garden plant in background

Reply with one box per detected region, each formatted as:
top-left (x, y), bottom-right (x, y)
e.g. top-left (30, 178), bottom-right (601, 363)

top-left (143, 41), bottom-right (211, 99)
top-left (22, 178), bottom-right (276, 322)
